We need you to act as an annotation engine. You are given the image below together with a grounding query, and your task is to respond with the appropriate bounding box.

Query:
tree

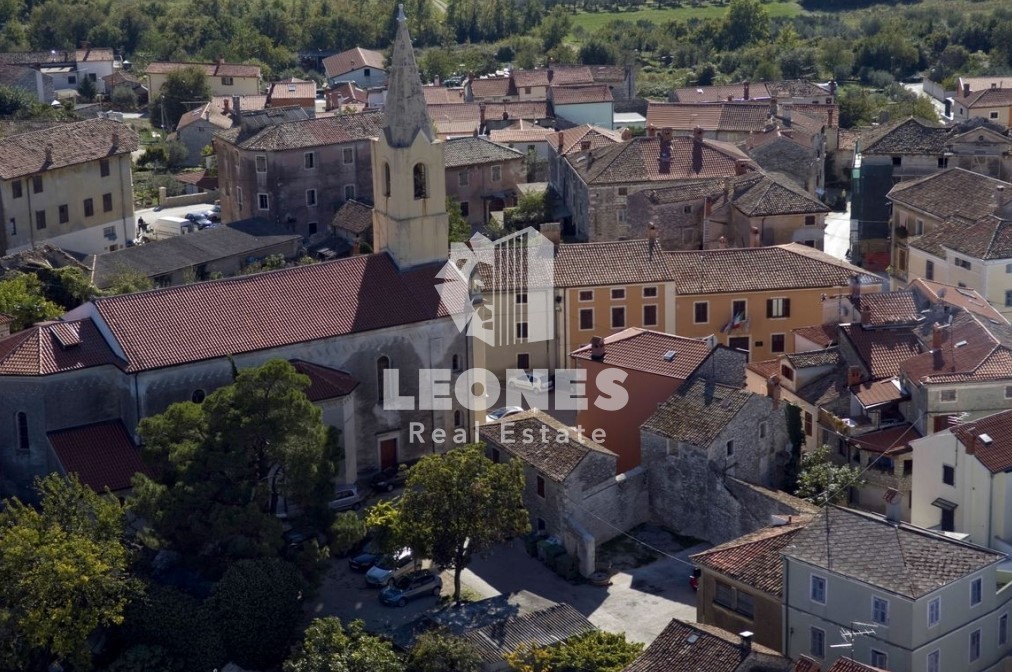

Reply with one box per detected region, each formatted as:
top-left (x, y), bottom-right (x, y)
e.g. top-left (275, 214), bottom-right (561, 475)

top-left (720, 0), bottom-right (769, 50)
top-left (406, 631), bottom-right (480, 672)
top-left (795, 444), bottom-right (865, 505)
top-left (111, 85), bottom-right (138, 111)
top-left (391, 445), bottom-right (529, 603)
top-left (155, 65), bottom-right (211, 130)
top-left (448, 196), bottom-right (471, 244)
top-left (163, 140), bottom-right (189, 171)
top-left (77, 75), bottom-right (97, 102)
top-left (538, 6), bottom-right (573, 53)
top-left (0, 272), bottom-right (63, 331)
top-left (118, 586), bottom-right (225, 672)
top-left (505, 631), bottom-right (643, 672)
top-left (212, 558), bottom-right (305, 670)
top-left (0, 474), bottom-right (137, 670)
top-left (103, 268), bottom-right (155, 295)
top-left (283, 617), bottom-right (403, 672)
top-left (36, 265), bottom-right (96, 310)
top-left (329, 510), bottom-right (368, 557)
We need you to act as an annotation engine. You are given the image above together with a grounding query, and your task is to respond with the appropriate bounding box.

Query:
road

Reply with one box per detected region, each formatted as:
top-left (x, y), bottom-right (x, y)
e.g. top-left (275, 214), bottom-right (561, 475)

top-left (901, 82), bottom-right (947, 122)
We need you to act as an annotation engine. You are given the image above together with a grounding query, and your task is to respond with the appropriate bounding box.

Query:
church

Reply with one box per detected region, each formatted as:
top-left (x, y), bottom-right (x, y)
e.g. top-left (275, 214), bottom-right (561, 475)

top-left (0, 11), bottom-right (467, 501)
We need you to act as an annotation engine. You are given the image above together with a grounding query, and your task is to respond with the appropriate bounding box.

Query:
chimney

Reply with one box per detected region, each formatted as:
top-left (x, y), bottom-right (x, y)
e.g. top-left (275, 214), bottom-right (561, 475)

top-left (44, 144), bottom-right (53, 164)
top-left (718, 235), bottom-right (727, 249)
top-left (217, 54), bottom-right (225, 66)
top-left (352, 237), bottom-right (361, 255)
top-left (766, 375), bottom-right (781, 409)
top-left (884, 488), bottom-right (901, 524)
top-left (932, 322), bottom-right (944, 350)
top-left (743, 80), bottom-right (750, 101)
top-left (648, 221), bottom-right (657, 257)
top-left (111, 132), bottom-right (119, 150)
top-left (223, 97), bottom-right (230, 114)
top-left (590, 335), bottom-right (606, 360)
top-left (847, 365), bottom-right (862, 387)
top-left (580, 140), bottom-right (591, 151)
top-left (750, 225), bottom-right (760, 247)
top-left (735, 159), bottom-right (749, 176)
top-left (829, 79), bottom-right (837, 96)
top-left (704, 197), bottom-right (713, 217)
top-left (739, 631), bottom-right (754, 657)
top-left (849, 273), bottom-right (861, 301)
top-left (769, 96), bottom-right (778, 118)
top-left (723, 177), bottom-right (733, 200)
top-left (556, 132), bottom-right (564, 154)
top-left (827, 107), bottom-right (835, 128)
top-left (646, 125), bottom-right (656, 138)
top-left (547, 66), bottom-right (554, 83)
top-left (479, 102), bottom-right (486, 130)
top-left (963, 82), bottom-right (971, 98)
top-left (0, 314), bottom-right (11, 338)
top-left (620, 128), bottom-right (633, 141)
top-left (541, 221), bottom-right (562, 249)
top-left (726, 95), bottom-right (732, 102)
top-left (232, 95), bottom-right (241, 117)
top-left (692, 125), bottom-right (704, 143)
top-left (659, 129), bottom-right (672, 175)
top-left (996, 185), bottom-right (1010, 214)
top-left (434, 75), bottom-right (440, 86)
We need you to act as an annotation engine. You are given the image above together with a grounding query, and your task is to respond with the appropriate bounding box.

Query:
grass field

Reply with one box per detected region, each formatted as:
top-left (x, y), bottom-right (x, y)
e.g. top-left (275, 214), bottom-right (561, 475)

top-left (569, 0), bottom-right (804, 33)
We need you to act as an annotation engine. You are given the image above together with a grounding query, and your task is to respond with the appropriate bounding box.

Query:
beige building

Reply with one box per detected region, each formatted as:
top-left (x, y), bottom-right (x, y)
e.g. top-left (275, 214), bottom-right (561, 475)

top-left (953, 82), bottom-right (1012, 126)
top-left (145, 59), bottom-right (262, 99)
top-left (443, 136), bottom-right (526, 225)
top-left (0, 118), bottom-right (138, 255)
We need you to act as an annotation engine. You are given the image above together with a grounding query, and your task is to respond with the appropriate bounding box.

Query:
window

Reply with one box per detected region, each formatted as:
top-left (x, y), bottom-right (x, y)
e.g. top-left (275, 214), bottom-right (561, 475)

top-left (759, 422), bottom-right (768, 439)
top-left (459, 202), bottom-right (469, 217)
top-left (35, 210), bottom-right (45, 230)
top-left (306, 189), bottom-right (317, 206)
top-left (457, 170), bottom-right (469, 187)
top-left (611, 306), bottom-right (625, 328)
top-left (58, 204), bottom-right (68, 224)
top-left (308, 222), bottom-right (317, 235)
top-left (694, 302), bottom-right (709, 324)
top-left (938, 157), bottom-right (948, 168)
top-left (955, 257), bottom-right (972, 270)
top-left (617, 208), bottom-right (627, 224)
top-left (516, 293), bottom-right (528, 304)
top-left (904, 460), bottom-right (912, 476)
top-left (15, 412), bottom-right (28, 452)
top-left (413, 163), bottom-right (427, 198)
top-left (810, 627), bottom-right (825, 658)
top-left (1006, 263), bottom-right (1012, 273)
top-left (940, 389), bottom-right (957, 402)
top-left (536, 517), bottom-right (545, 531)
top-left (926, 260), bottom-right (934, 280)
top-left (781, 364), bottom-right (794, 381)
top-left (1006, 290), bottom-right (1012, 308)
top-left (343, 147), bottom-right (357, 165)
top-left (643, 305), bottom-right (658, 326)
top-left (805, 215), bottom-right (816, 226)
top-left (726, 440), bottom-right (734, 457)
top-left (102, 193), bottom-right (112, 212)
top-left (258, 193), bottom-right (269, 210)
top-left (490, 165), bottom-right (502, 182)
top-left (221, 76), bottom-right (234, 85)
top-left (68, 75), bottom-right (76, 84)
top-left (914, 218), bottom-right (924, 235)
top-left (305, 151), bottom-right (316, 169)
top-left (524, 86), bottom-right (532, 94)
top-left (991, 111), bottom-right (1000, 120)
top-left (736, 592), bottom-right (754, 618)
top-left (536, 475), bottom-right (545, 498)
top-left (344, 184), bottom-right (355, 200)
top-left (1005, 384), bottom-right (1012, 399)
top-left (611, 288), bottom-right (625, 300)
top-left (872, 596), bottom-right (890, 625)
top-left (377, 356), bottom-right (390, 403)
top-left (32, 175), bottom-right (42, 193)
top-left (943, 464), bottom-right (955, 485)
top-left (805, 411), bottom-right (813, 436)
top-left (516, 353), bottom-right (530, 370)
top-left (810, 574), bottom-right (826, 604)
top-left (684, 204), bottom-right (692, 214)
top-left (970, 628), bottom-right (981, 662)
top-left (732, 299), bottom-right (747, 321)
top-left (767, 297), bottom-right (790, 318)
top-left (491, 448), bottom-right (501, 463)
top-left (192, 389), bottom-right (206, 403)
top-left (383, 162), bottom-right (391, 197)
top-left (643, 286), bottom-right (658, 298)
top-left (927, 650), bottom-right (940, 672)
top-left (771, 333), bottom-right (786, 353)
top-left (971, 577), bottom-right (982, 606)
top-left (84, 198), bottom-right (94, 217)
top-left (255, 155), bottom-right (267, 173)
top-left (579, 308), bottom-right (593, 330)
top-left (892, 156), bottom-right (902, 166)
top-left (579, 290), bottom-right (593, 302)
top-left (8, 218), bottom-right (14, 236)
top-left (1001, 613), bottom-right (1008, 646)
top-left (715, 581), bottom-right (734, 608)
top-left (100, 158), bottom-right (110, 177)
top-left (11, 180), bottom-right (21, 198)
top-left (617, 187), bottom-right (628, 196)
top-left (516, 322), bottom-right (528, 341)
top-left (870, 651), bottom-right (888, 668)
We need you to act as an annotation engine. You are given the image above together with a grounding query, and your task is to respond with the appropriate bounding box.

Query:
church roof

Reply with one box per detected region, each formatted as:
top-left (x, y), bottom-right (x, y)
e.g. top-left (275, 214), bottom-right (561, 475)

top-left (383, 7), bottom-right (433, 148)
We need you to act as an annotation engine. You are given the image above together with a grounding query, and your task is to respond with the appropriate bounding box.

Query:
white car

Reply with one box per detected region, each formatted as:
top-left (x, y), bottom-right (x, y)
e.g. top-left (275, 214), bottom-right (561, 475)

top-left (506, 372), bottom-right (554, 392)
top-left (365, 548), bottom-right (418, 587)
top-left (485, 406), bottom-right (524, 424)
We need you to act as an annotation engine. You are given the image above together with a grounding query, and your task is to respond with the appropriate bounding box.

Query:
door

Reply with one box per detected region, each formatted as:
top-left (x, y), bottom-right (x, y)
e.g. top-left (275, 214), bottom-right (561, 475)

top-left (728, 336), bottom-right (750, 362)
top-left (379, 438), bottom-right (398, 470)
top-left (941, 508), bottom-right (955, 532)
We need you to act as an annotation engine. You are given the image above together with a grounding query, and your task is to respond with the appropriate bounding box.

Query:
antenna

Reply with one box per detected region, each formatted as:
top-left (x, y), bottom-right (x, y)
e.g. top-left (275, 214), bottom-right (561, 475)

top-left (830, 622), bottom-right (880, 650)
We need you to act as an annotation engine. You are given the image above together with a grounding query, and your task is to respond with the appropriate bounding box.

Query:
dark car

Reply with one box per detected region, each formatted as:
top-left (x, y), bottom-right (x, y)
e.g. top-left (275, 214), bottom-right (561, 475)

top-left (348, 549), bottom-right (381, 572)
top-left (282, 528), bottom-right (324, 556)
top-left (185, 212), bottom-right (213, 228)
top-left (370, 462), bottom-right (416, 492)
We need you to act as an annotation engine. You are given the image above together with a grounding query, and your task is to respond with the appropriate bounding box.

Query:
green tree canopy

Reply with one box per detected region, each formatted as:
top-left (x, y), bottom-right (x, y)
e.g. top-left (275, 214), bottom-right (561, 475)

top-left (102, 268), bottom-right (155, 295)
top-left (380, 445), bottom-right (529, 603)
top-left (447, 196), bottom-right (471, 244)
top-left (118, 586), bottom-right (226, 672)
top-left (0, 272), bottom-right (63, 331)
top-left (720, 0), bottom-right (770, 50)
top-left (0, 474), bottom-right (137, 670)
top-left (795, 444), bottom-right (866, 505)
top-left (406, 631), bottom-right (480, 672)
top-left (155, 65), bottom-right (211, 130)
top-left (505, 631), bottom-right (643, 672)
top-left (283, 617), bottom-right (404, 672)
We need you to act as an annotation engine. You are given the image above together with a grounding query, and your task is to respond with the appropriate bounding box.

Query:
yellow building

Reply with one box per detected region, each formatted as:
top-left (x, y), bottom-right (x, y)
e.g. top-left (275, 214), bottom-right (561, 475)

top-left (145, 59), bottom-right (262, 101)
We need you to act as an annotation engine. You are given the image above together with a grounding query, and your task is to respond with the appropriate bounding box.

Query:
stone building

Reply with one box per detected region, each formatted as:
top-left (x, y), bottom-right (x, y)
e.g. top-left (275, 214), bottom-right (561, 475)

top-left (443, 136), bottom-right (526, 225)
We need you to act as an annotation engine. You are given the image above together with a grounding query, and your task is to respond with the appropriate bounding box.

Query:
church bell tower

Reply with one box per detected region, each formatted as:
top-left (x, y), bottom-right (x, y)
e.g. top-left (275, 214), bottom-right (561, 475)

top-left (371, 5), bottom-right (449, 270)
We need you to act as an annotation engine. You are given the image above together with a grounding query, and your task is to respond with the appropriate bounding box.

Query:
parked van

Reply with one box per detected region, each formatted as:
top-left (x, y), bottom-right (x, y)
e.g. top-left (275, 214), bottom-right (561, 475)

top-left (151, 216), bottom-right (195, 239)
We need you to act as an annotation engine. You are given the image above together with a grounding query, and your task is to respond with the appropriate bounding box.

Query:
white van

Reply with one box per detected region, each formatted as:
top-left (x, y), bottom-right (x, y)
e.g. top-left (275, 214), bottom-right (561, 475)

top-left (151, 216), bottom-right (195, 239)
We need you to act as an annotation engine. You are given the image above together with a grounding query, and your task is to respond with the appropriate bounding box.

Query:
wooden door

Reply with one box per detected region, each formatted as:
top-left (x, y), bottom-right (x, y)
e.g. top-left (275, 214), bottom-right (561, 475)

top-left (379, 438), bottom-right (398, 470)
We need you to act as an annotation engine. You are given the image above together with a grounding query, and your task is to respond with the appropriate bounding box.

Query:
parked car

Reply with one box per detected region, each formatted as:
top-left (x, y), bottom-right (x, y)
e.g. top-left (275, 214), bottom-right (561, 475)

top-left (369, 461), bottom-right (417, 492)
top-left (379, 569), bottom-right (442, 606)
top-left (328, 484), bottom-right (365, 511)
top-left (202, 204), bottom-right (221, 222)
top-left (506, 372), bottom-right (554, 392)
top-left (365, 548), bottom-right (418, 587)
top-left (282, 528), bottom-right (324, 556)
top-left (485, 406), bottom-right (524, 424)
top-left (184, 212), bottom-right (213, 229)
top-left (348, 546), bottom-right (381, 572)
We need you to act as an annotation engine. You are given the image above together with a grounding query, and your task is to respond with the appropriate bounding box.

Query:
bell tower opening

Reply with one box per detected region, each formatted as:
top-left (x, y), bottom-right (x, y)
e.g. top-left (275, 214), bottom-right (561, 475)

top-left (413, 163), bottom-right (427, 199)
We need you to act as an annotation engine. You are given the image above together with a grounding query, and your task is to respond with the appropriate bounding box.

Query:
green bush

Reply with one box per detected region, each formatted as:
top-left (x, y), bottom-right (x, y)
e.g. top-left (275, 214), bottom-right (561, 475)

top-left (330, 511), bottom-right (368, 557)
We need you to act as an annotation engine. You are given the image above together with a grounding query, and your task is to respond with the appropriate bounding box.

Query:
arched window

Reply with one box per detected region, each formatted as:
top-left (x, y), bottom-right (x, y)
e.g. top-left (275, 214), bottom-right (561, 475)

top-left (15, 412), bottom-right (28, 452)
top-left (383, 162), bottom-right (391, 197)
top-left (377, 356), bottom-right (390, 403)
top-left (413, 163), bottom-right (427, 199)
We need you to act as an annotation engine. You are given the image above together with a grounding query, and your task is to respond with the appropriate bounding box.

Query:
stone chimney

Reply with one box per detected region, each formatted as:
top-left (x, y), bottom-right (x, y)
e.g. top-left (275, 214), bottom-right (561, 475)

top-left (718, 235), bottom-right (727, 249)
top-left (766, 375), bottom-right (781, 409)
top-left (932, 322), bottom-right (944, 350)
top-left (648, 221), bottom-right (657, 257)
top-left (739, 631), bottom-right (754, 657)
top-left (434, 75), bottom-right (441, 86)
top-left (232, 95), bottom-right (241, 117)
top-left (479, 102), bottom-right (486, 130)
top-left (847, 365), bottom-right (862, 387)
top-left (658, 129), bottom-right (673, 175)
top-left (590, 335), bottom-right (606, 360)
top-left (547, 65), bottom-right (554, 84)
top-left (829, 79), bottom-right (837, 96)
top-left (223, 97), bottom-right (230, 114)
top-left (646, 125), bottom-right (656, 138)
top-left (743, 80), bottom-right (750, 101)
top-left (111, 132), bottom-right (119, 151)
top-left (996, 185), bottom-right (1011, 215)
top-left (44, 144), bottom-right (53, 164)
top-left (735, 159), bottom-right (749, 176)
top-left (750, 225), bottom-right (760, 247)
top-left (769, 96), bottom-right (778, 118)
top-left (352, 237), bottom-right (361, 255)
top-left (620, 128), bottom-right (633, 141)
top-left (827, 107), bottom-right (835, 128)
top-left (850, 273), bottom-right (861, 302)
top-left (217, 54), bottom-right (225, 66)
top-left (541, 221), bottom-right (562, 249)
top-left (692, 125), bottom-right (704, 142)
top-left (963, 82), bottom-right (971, 98)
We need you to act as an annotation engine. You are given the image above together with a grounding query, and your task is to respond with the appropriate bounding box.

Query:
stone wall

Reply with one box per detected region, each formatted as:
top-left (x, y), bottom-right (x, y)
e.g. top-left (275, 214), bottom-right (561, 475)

top-left (158, 188), bottom-right (217, 207)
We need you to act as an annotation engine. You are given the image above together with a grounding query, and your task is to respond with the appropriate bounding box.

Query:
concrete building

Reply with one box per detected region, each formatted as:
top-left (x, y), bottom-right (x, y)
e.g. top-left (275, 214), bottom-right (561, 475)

top-left (550, 85), bottom-right (614, 129)
top-left (0, 48), bottom-right (114, 96)
top-left (443, 136), bottom-right (526, 225)
top-left (0, 118), bottom-right (138, 255)
top-left (267, 78), bottom-right (316, 115)
top-left (174, 100), bottom-right (234, 166)
top-left (0, 64), bottom-right (52, 103)
top-left (953, 81), bottom-right (1012, 126)
top-left (214, 109), bottom-right (384, 238)
top-left (322, 47), bottom-right (386, 88)
top-left (783, 506), bottom-right (1012, 672)
top-left (145, 59), bottom-right (262, 99)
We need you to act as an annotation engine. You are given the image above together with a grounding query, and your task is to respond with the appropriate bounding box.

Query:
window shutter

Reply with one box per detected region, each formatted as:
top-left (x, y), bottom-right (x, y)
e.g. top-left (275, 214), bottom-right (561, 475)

top-left (784, 298), bottom-right (791, 317)
top-left (766, 299), bottom-right (773, 318)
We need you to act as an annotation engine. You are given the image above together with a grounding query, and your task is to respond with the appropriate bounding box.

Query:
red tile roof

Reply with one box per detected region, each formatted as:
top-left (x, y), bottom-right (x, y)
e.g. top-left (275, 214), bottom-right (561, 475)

top-left (550, 124), bottom-right (624, 155)
top-left (0, 319), bottom-right (123, 376)
top-left (571, 328), bottom-right (711, 379)
top-left (952, 409), bottom-right (1012, 473)
top-left (793, 324), bottom-right (838, 348)
top-left (854, 378), bottom-right (906, 408)
top-left (468, 76), bottom-right (514, 99)
top-left (0, 118), bottom-right (138, 180)
top-left (422, 85), bottom-right (465, 104)
top-left (849, 423), bottom-right (920, 454)
top-left (900, 313), bottom-right (1009, 384)
top-left (623, 619), bottom-right (789, 672)
top-left (489, 126), bottom-right (552, 144)
top-left (290, 360), bottom-right (359, 401)
top-left (854, 291), bottom-right (921, 326)
top-left (269, 78), bottom-right (316, 100)
top-left (646, 102), bottom-right (771, 133)
top-left (329, 82), bottom-right (368, 105)
top-left (826, 659), bottom-right (887, 672)
top-left (88, 254), bottom-right (457, 372)
top-left (550, 84), bottom-right (613, 105)
top-left (322, 47), bottom-right (385, 79)
top-left (839, 324), bottom-right (923, 380)
top-left (145, 61), bottom-right (262, 78)
top-left (571, 134), bottom-right (753, 184)
top-left (794, 656), bottom-right (821, 672)
top-left (690, 520), bottom-right (810, 597)
top-left (48, 420), bottom-right (151, 492)
top-left (513, 66), bottom-right (595, 89)
top-left (909, 278), bottom-right (1008, 324)
top-left (747, 358), bottom-right (780, 379)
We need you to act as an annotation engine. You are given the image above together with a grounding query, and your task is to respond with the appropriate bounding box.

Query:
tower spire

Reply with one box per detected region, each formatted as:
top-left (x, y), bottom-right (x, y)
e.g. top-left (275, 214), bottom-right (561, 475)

top-left (384, 4), bottom-right (432, 148)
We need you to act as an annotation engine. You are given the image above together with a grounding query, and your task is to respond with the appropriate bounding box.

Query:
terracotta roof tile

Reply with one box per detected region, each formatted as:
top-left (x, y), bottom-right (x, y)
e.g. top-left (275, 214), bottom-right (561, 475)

top-left (0, 49), bottom-right (110, 66)
top-left (571, 328), bottom-right (711, 378)
top-left (731, 172), bottom-right (829, 217)
top-left (145, 61), bottom-right (262, 78)
top-left (217, 110), bottom-right (383, 151)
top-left (570, 135), bottom-right (753, 184)
top-left (468, 76), bottom-right (514, 99)
top-left (860, 116), bottom-right (948, 155)
top-left (690, 521), bottom-right (809, 596)
top-left (647, 102), bottom-right (770, 133)
top-left (513, 66), bottom-right (595, 89)
top-left (956, 86), bottom-right (1012, 109)
top-left (554, 240), bottom-right (677, 288)
top-left (48, 420), bottom-right (151, 492)
top-left (899, 312), bottom-right (1009, 384)
top-left (478, 409), bottom-right (615, 482)
top-left (623, 619), bottom-right (790, 672)
top-left (666, 244), bottom-right (879, 294)
top-left (747, 358), bottom-right (780, 379)
top-left (854, 290), bottom-right (921, 326)
top-left (550, 84), bottom-right (613, 105)
top-left (827, 659), bottom-right (888, 672)
top-left (461, 602), bottom-right (595, 664)
top-left (0, 118), bottom-right (138, 180)
top-left (912, 210), bottom-right (1012, 262)
top-left (329, 82), bottom-right (368, 105)
top-left (88, 254), bottom-right (457, 372)
top-left (854, 378), bottom-right (906, 408)
top-left (443, 136), bottom-right (524, 168)
top-left (793, 324), bottom-right (838, 348)
top-left (951, 409), bottom-right (1012, 473)
top-left (422, 86), bottom-right (464, 104)
top-left (786, 347), bottom-right (842, 369)
top-left (331, 199), bottom-right (373, 235)
top-left (322, 47), bottom-right (385, 79)
top-left (643, 378), bottom-right (753, 446)
top-left (888, 168), bottom-right (1010, 221)
top-left (909, 279), bottom-right (1008, 323)
top-left (489, 126), bottom-right (552, 144)
top-left (0, 319), bottom-right (123, 376)
top-left (269, 78), bottom-right (316, 100)
top-left (794, 656), bottom-right (821, 672)
top-left (289, 360), bottom-right (358, 401)
top-left (849, 423), bottom-right (920, 454)
top-left (839, 324), bottom-right (923, 380)
top-left (212, 94), bottom-right (267, 113)
top-left (550, 124), bottom-right (624, 155)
